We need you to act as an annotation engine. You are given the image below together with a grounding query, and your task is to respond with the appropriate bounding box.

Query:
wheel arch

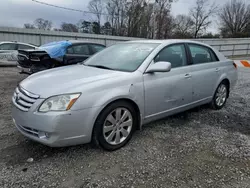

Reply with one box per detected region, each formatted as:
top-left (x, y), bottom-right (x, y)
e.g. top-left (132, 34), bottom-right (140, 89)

top-left (215, 74), bottom-right (231, 98)
top-left (220, 78), bottom-right (230, 98)
top-left (91, 97), bottom-right (142, 139)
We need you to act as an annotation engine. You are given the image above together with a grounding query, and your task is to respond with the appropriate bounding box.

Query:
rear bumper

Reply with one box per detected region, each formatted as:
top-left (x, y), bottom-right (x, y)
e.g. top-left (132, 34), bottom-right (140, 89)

top-left (12, 105), bottom-right (99, 147)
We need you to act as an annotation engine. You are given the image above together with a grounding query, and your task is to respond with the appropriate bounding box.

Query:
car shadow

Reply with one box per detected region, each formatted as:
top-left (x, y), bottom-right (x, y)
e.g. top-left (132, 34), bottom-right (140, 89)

top-left (3, 105), bottom-right (249, 167)
top-left (142, 103), bottom-right (250, 136)
top-left (1, 136), bottom-right (97, 167)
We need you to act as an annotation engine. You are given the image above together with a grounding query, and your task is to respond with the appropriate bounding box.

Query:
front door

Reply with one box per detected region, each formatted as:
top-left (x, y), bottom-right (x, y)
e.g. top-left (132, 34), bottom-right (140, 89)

top-left (143, 44), bottom-right (193, 119)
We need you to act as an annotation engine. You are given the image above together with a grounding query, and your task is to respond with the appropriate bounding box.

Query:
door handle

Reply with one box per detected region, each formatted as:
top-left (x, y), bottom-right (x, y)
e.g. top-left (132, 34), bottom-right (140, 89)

top-left (184, 74), bottom-right (192, 78)
top-left (215, 68), bottom-right (220, 72)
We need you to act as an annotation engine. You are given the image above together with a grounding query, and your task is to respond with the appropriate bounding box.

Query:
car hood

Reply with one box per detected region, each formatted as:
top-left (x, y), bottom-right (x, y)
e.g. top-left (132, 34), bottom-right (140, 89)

top-left (20, 65), bottom-right (128, 98)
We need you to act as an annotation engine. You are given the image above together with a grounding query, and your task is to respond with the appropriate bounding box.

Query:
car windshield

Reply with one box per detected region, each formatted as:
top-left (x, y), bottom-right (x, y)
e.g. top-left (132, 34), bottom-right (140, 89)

top-left (84, 43), bottom-right (159, 72)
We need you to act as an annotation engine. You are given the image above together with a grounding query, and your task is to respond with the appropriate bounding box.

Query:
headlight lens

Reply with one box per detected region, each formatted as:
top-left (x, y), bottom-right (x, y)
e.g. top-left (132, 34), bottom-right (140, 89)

top-left (39, 93), bottom-right (81, 112)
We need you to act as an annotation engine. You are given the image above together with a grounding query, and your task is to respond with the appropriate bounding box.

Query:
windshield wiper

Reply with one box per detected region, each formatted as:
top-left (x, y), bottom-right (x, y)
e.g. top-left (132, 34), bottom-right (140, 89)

top-left (86, 65), bottom-right (114, 70)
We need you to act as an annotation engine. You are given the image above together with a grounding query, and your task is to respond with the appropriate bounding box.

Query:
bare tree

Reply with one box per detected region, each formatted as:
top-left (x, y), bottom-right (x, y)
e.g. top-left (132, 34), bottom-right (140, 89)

top-left (106, 0), bottom-right (127, 36)
top-left (61, 22), bottom-right (78, 32)
top-left (127, 0), bottom-right (147, 37)
top-left (219, 0), bottom-right (250, 37)
top-left (34, 18), bottom-right (52, 30)
top-left (154, 0), bottom-right (173, 39)
top-left (24, 23), bottom-right (35, 29)
top-left (106, 0), bottom-right (116, 35)
top-left (173, 14), bottom-right (194, 38)
top-left (88, 0), bottom-right (104, 26)
top-left (190, 0), bottom-right (217, 38)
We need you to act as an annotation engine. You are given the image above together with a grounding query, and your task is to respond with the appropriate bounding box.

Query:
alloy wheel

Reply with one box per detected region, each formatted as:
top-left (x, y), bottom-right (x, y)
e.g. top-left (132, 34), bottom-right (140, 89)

top-left (103, 108), bottom-right (133, 145)
top-left (215, 84), bottom-right (227, 107)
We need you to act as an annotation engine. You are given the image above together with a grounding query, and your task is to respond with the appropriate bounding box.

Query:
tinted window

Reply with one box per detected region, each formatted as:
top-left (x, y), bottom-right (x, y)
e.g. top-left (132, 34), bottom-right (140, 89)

top-left (189, 44), bottom-right (217, 64)
top-left (67, 44), bottom-right (90, 55)
top-left (0, 43), bottom-right (16, 50)
top-left (66, 46), bottom-right (74, 54)
top-left (18, 44), bottom-right (35, 50)
top-left (90, 44), bottom-right (105, 53)
top-left (84, 43), bottom-right (159, 72)
top-left (209, 49), bottom-right (219, 62)
top-left (155, 44), bottom-right (187, 68)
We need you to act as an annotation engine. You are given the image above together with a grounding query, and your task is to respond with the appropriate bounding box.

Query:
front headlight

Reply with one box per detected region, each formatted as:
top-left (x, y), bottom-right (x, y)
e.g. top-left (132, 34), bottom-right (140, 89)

top-left (39, 93), bottom-right (81, 112)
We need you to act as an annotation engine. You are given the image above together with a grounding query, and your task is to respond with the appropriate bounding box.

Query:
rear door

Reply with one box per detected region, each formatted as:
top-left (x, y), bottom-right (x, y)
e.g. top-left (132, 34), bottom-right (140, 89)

top-left (187, 43), bottom-right (221, 102)
top-left (64, 44), bottom-right (91, 64)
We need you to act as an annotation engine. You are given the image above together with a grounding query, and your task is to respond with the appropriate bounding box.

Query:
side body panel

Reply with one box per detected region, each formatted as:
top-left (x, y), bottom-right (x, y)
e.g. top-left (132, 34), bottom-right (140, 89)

top-left (190, 62), bottom-right (221, 102)
top-left (143, 66), bottom-right (192, 120)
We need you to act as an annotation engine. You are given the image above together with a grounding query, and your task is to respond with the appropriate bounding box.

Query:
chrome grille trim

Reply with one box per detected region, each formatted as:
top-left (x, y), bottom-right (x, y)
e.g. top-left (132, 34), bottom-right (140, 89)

top-left (16, 87), bottom-right (39, 99)
top-left (12, 86), bottom-right (39, 111)
top-left (16, 99), bottom-right (32, 108)
top-left (12, 97), bottom-right (29, 112)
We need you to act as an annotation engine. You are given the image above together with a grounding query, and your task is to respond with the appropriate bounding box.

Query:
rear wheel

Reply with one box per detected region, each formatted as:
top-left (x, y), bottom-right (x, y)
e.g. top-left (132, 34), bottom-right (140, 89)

top-left (92, 101), bottom-right (137, 151)
top-left (210, 81), bottom-right (228, 110)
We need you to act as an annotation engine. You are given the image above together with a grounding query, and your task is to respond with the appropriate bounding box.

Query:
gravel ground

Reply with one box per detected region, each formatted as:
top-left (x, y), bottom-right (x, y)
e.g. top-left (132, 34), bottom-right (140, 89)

top-left (0, 67), bottom-right (250, 188)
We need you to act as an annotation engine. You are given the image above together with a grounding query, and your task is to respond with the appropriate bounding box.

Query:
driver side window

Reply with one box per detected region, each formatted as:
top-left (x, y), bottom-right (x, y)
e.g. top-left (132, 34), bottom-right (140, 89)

top-left (155, 44), bottom-right (187, 68)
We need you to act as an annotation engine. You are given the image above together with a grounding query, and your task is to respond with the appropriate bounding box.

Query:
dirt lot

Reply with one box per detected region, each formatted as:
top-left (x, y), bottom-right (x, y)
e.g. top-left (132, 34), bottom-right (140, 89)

top-left (0, 67), bottom-right (250, 188)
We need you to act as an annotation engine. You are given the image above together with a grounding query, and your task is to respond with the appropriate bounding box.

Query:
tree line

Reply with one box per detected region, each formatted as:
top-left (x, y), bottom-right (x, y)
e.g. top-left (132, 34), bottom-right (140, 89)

top-left (23, 0), bottom-right (250, 39)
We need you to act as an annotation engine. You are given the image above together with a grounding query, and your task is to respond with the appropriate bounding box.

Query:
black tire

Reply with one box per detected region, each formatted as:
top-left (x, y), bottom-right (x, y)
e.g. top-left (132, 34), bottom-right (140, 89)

top-left (210, 81), bottom-right (229, 110)
top-left (92, 101), bottom-right (137, 151)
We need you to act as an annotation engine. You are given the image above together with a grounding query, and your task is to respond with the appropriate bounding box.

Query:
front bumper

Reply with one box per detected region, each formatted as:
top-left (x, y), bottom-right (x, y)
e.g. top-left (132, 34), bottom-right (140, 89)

top-left (17, 65), bottom-right (32, 74)
top-left (12, 105), bottom-right (98, 147)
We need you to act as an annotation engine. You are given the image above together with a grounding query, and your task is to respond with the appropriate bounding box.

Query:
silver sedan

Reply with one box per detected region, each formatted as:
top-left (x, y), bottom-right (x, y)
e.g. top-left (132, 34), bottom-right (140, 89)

top-left (12, 40), bottom-right (238, 150)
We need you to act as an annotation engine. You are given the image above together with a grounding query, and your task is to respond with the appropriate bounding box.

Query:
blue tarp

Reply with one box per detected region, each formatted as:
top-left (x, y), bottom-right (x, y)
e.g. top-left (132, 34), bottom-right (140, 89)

top-left (39, 41), bottom-right (72, 58)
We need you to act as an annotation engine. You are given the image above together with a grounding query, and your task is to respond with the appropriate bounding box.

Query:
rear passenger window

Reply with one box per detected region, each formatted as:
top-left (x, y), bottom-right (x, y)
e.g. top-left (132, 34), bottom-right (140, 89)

top-left (189, 44), bottom-right (218, 64)
top-left (209, 49), bottom-right (219, 62)
top-left (155, 44), bottom-right (187, 68)
top-left (0, 43), bottom-right (16, 50)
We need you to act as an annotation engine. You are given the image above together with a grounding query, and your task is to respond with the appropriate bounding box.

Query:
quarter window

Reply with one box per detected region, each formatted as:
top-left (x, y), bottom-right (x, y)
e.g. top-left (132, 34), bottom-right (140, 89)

top-left (0, 43), bottom-right (16, 50)
top-left (155, 44), bottom-right (187, 68)
top-left (188, 44), bottom-right (218, 64)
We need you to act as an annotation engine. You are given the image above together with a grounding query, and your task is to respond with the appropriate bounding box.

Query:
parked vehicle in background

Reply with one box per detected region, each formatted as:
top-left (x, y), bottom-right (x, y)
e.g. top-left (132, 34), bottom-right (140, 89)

top-left (0, 41), bottom-right (37, 65)
top-left (12, 40), bottom-right (238, 151)
top-left (17, 40), bottom-right (105, 74)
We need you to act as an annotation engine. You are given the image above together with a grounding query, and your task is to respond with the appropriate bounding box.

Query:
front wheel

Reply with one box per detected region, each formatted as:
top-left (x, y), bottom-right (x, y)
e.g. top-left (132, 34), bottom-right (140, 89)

top-left (92, 101), bottom-right (137, 151)
top-left (210, 82), bottom-right (228, 110)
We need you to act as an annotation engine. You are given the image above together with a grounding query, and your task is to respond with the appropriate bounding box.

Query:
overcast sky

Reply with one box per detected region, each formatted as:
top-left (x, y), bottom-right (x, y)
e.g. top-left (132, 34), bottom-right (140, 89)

top-left (0, 0), bottom-right (222, 33)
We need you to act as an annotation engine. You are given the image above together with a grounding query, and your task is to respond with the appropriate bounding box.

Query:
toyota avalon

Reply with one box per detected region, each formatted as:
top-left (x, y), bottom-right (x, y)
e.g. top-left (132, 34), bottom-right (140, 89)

top-left (12, 40), bottom-right (238, 150)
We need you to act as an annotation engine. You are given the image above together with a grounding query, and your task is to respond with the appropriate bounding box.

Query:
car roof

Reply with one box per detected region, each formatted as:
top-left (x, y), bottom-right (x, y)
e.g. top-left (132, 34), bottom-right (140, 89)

top-left (67, 40), bottom-right (105, 46)
top-left (125, 39), bottom-right (211, 47)
top-left (0, 41), bottom-right (37, 47)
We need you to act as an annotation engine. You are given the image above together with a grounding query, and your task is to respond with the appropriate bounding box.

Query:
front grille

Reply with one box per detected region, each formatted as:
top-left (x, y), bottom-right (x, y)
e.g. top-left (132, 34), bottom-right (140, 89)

top-left (12, 86), bottom-right (39, 112)
top-left (17, 123), bottom-right (39, 137)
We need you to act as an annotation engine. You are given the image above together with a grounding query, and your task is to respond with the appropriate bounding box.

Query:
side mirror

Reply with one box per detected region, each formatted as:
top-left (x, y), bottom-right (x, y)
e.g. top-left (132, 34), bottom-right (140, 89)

top-left (146, 61), bottom-right (171, 73)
